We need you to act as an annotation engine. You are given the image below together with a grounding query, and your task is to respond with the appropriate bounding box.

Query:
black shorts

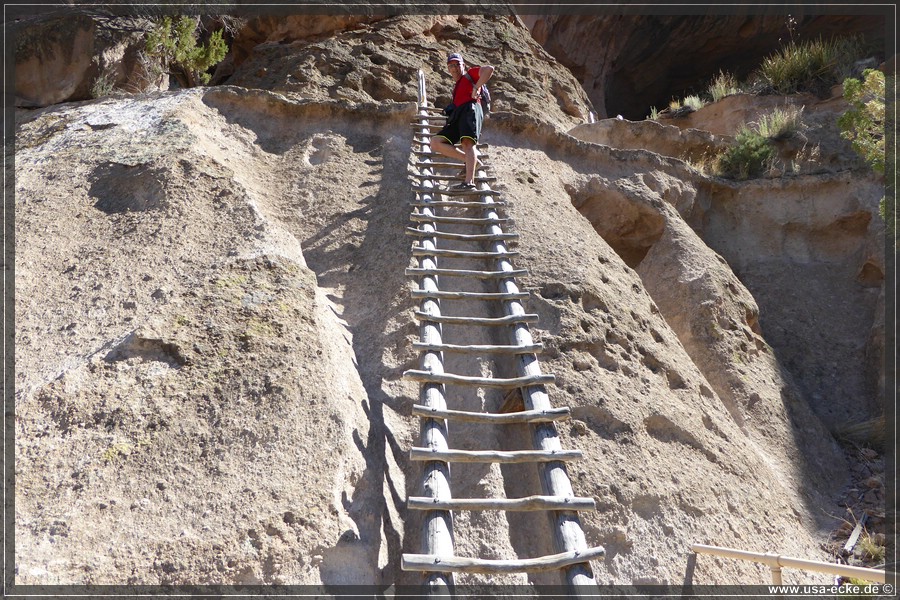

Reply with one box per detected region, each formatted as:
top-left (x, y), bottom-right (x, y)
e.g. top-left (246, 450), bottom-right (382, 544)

top-left (434, 101), bottom-right (483, 145)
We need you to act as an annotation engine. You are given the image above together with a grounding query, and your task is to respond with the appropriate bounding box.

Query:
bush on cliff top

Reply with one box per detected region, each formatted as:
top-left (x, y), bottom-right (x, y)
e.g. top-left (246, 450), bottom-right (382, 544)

top-left (838, 68), bottom-right (886, 176)
top-left (716, 106), bottom-right (805, 180)
top-left (145, 16), bottom-right (227, 88)
top-left (750, 35), bottom-right (865, 97)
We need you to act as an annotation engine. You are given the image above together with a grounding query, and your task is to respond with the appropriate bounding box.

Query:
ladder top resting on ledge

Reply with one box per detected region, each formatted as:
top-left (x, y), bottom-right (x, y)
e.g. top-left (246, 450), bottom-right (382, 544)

top-left (401, 547), bottom-right (605, 574)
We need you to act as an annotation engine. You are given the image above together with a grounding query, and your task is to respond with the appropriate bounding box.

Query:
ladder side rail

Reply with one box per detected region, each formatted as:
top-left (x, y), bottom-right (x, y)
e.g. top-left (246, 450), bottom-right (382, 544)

top-left (478, 185), bottom-right (600, 593)
top-left (418, 69), bottom-right (427, 107)
top-left (412, 78), bottom-right (456, 595)
top-left (417, 252), bottom-right (455, 592)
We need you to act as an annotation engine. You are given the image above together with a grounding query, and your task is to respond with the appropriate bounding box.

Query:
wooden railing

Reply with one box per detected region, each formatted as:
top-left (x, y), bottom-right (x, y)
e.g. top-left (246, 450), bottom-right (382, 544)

top-left (691, 543), bottom-right (887, 585)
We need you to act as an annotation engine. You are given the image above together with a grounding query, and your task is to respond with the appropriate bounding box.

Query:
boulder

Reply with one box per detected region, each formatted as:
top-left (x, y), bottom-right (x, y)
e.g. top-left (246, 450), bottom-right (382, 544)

top-left (14, 11), bottom-right (167, 107)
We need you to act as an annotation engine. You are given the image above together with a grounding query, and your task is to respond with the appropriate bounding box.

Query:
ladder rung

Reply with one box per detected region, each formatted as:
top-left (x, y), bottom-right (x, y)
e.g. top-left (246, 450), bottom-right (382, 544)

top-left (412, 185), bottom-right (500, 195)
top-left (411, 143), bottom-right (489, 151)
top-left (406, 229), bottom-right (518, 242)
top-left (413, 342), bottom-right (542, 354)
top-left (401, 547), bottom-right (606, 574)
top-left (411, 404), bottom-right (570, 424)
top-left (436, 188), bottom-right (501, 198)
top-left (409, 447), bottom-right (580, 463)
top-left (413, 161), bottom-right (493, 170)
top-left (413, 149), bottom-right (490, 157)
top-left (406, 267), bottom-right (526, 279)
top-left (409, 200), bottom-right (507, 208)
top-left (407, 495), bottom-right (596, 511)
top-left (410, 247), bottom-right (519, 259)
top-left (410, 174), bottom-right (496, 182)
top-left (414, 154), bottom-right (491, 162)
top-left (413, 141), bottom-right (491, 153)
top-left (403, 370), bottom-right (553, 387)
top-left (410, 290), bottom-right (529, 300)
top-left (410, 214), bottom-right (509, 225)
top-left (412, 311), bottom-right (539, 326)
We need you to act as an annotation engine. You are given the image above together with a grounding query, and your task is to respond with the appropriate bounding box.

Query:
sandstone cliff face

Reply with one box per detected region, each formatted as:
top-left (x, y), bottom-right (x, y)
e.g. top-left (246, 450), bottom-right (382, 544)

top-left (222, 14), bottom-right (593, 131)
top-left (12, 12), bottom-right (887, 589)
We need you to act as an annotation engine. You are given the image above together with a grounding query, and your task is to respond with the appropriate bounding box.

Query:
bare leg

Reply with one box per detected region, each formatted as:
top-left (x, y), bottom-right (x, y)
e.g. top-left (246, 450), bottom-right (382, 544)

top-left (431, 136), bottom-right (466, 162)
top-left (460, 138), bottom-right (480, 185)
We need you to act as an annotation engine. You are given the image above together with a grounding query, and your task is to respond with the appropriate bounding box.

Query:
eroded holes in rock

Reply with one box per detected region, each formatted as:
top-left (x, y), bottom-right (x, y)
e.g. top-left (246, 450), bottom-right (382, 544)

top-left (538, 282), bottom-right (571, 300)
top-left (643, 414), bottom-right (717, 463)
top-left (595, 347), bottom-right (619, 372)
top-left (582, 289), bottom-right (608, 313)
top-left (103, 332), bottom-right (187, 368)
top-left (701, 414), bottom-right (729, 440)
top-left (643, 351), bottom-right (689, 389)
top-left (857, 259), bottom-right (884, 287)
top-left (571, 406), bottom-right (633, 440)
top-left (665, 369), bottom-right (688, 390)
top-left (567, 185), bottom-right (665, 268)
top-left (829, 211), bottom-right (872, 235)
top-left (745, 308), bottom-right (762, 336)
top-left (605, 329), bottom-right (632, 354)
top-left (89, 162), bottom-right (167, 214)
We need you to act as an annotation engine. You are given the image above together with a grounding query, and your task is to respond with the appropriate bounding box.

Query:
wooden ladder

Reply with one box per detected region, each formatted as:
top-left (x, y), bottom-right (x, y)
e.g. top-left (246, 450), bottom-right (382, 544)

top-left (401, 70), bottom-right (604, 596)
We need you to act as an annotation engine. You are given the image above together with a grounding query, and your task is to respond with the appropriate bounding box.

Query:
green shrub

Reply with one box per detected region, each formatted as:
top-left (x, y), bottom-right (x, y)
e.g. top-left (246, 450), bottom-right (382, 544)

top-left (756, 106), bottom-right (805, 140)
top-left (717, 128), bottom-right (775, 179)
top-left (857, 533), bottom-right (885, 562)
top-left (707, 70), bottom-right (741, 102)
top-left (716, 107), bottom-right (805, 179)
top-left (755, 35), bottom-right (863, 96)
top-left (91, 67), bottom-right (117, 98)
top-left (145, 16), bottom-right (228, 87)
top-left (716, 105), bottom-right (809, 179)
top-left (838, 68), bottom-right (886, 175)
top-left (683, 95), bottom-right (705, 110)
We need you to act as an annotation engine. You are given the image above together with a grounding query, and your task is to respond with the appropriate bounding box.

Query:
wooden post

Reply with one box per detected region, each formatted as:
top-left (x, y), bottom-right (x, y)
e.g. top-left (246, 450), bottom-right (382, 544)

top-left (414, 69), bottom-right (455, 596)
top-left (478, 176), bottom-right (601, 594)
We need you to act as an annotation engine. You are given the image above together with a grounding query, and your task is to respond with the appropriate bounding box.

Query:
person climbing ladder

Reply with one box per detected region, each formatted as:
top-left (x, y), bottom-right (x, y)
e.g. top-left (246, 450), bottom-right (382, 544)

top-left (431, 52), bottom-right (494, 190)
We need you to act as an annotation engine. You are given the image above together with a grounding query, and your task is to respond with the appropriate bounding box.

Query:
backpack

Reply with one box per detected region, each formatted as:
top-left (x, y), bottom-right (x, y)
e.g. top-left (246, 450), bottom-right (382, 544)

top-left (464, 72), bottom-right (491, 116)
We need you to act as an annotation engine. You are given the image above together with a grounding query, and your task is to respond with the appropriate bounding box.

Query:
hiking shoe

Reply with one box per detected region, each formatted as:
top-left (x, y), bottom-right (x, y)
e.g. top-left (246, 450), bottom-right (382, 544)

top-left (451, 182), bottom-right (476, 190)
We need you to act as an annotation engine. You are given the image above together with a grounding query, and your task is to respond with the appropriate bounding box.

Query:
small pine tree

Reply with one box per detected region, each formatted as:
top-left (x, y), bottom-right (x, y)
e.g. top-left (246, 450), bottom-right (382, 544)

top-left (145, 16), bottom-right (228, 88)
top-left (838, 68), bottom-right (886, 175)
top-left (838, 69), bottom-right (892, 241)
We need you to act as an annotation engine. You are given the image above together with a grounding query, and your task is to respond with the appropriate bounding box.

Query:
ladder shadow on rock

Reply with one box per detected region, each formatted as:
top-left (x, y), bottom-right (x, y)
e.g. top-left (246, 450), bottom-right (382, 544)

top-left (295, 144), bottom-right (422, 587)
